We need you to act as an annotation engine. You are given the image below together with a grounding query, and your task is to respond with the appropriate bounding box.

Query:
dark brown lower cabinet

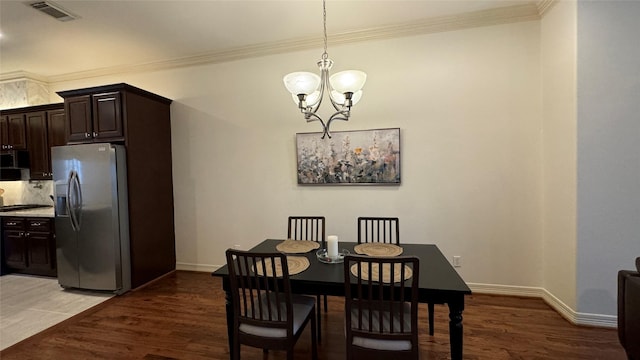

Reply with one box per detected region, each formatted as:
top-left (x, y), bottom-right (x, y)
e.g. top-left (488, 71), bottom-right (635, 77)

top-left (1, 217), bottom-right (56, 277)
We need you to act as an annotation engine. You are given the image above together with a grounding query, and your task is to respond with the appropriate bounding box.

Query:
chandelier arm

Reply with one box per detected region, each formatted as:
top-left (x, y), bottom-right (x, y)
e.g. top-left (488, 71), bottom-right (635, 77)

top-left (303, 111), bottom-right (328, 128)
top-left (321, 66), bottom-right (348, 113)
top-left (308, 68), bottom-right (329, 114)
top-left (304, 111), bottom-right (331, 139)
top-left (323, 110), bottom-right (350, 139)
top-left (328, 95), bottom-right (347, 112)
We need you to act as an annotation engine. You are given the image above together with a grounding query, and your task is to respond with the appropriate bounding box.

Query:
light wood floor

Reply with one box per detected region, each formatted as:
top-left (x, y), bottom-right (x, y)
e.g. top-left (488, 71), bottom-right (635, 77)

top-left (0, 271), bottom-right (627, 359)
top-left (0, 274), bottom-right (112, 350)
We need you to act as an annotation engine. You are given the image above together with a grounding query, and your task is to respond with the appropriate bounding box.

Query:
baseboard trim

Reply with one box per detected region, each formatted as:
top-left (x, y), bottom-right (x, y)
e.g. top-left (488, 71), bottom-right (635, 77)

top-left (468, 283), bottom-right (617, 328)
top-left (176, 262), bottom-right (220, 273)
top-left (468, 282), bottom-right (542, 297)
top-left (180, 264), bottom-right (617, 329)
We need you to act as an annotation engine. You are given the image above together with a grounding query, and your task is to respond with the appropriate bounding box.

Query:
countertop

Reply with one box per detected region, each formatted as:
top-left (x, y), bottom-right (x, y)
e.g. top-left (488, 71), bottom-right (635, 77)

top-left (0, 207), bottom-right (55, 218)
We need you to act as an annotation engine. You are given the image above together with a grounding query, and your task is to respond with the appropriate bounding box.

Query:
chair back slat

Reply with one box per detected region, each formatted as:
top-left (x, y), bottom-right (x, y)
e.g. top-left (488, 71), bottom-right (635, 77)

top-left (357, 217), bottom-right (400, 244)
top-left (288, 216), bottom-right (326, 245)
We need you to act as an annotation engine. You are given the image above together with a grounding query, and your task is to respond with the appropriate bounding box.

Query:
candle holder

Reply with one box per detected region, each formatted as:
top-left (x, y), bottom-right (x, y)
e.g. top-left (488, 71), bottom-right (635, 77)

top-left (316, 249), bottom-right (349, 264)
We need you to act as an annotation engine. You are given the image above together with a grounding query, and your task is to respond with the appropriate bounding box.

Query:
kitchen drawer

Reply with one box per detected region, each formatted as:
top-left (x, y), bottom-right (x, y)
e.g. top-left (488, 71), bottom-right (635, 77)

top-left (26, 218), bottom-right (51, 232)
top-left (2, 218), bottom-right (25, 229)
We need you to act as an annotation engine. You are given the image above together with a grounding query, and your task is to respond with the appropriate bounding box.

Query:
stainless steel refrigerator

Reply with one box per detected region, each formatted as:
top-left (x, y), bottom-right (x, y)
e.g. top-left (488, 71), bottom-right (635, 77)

top-left (52, 143), bottom-right (131, 294)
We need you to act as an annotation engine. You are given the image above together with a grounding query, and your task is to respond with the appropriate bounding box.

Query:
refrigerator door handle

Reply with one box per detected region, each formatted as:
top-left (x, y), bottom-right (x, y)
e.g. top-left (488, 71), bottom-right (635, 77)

top-left (67, 170), bottom-right (82, 231)
top-left (66, 171), bottom-right (77, 231)
top-left (74, 171), bottom-right (83, 230)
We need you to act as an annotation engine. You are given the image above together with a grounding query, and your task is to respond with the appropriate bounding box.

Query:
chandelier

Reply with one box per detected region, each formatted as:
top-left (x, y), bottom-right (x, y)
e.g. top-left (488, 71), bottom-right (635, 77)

top-left (283, 0), bottom-right (367, 139)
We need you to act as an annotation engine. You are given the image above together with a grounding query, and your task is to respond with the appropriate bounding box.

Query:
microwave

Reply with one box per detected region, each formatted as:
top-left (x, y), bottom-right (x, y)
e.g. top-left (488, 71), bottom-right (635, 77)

top-left (0, 150), bottom-right (30, 169)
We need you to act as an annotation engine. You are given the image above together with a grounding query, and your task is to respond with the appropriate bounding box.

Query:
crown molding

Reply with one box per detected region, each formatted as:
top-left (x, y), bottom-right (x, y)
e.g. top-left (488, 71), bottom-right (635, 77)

top-left (537, 0), bottom-right (558, 17)
top-left (39, 3), bottom-right (539, 83)
top-left (0, 71), bottom-right (50, 84)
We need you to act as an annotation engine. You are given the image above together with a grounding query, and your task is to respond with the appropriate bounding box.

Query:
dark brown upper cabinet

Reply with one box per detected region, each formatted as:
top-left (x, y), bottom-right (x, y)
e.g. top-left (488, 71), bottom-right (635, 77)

top-left (25, 105), bottom-right (66, 180)
top-left (26, 111), bottom-right (48, 178)
top-left (64, 91), bottom-right (124, 143)
top-left (0, 113), bottom-right (27, 150)
top-left (48, 109), bottom-right (67, 148)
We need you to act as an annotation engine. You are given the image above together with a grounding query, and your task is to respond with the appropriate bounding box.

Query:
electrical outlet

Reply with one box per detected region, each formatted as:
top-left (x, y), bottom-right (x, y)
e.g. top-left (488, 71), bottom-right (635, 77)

top-left (453, 256), bottom-right (461, 267)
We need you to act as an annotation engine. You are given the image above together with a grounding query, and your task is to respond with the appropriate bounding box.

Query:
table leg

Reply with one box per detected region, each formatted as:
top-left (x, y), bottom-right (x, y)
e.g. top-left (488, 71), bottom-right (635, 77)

top-left (428, 302), bottom-right (435, 336)
top-left (448, 298), bottom-right (464, 360)
top-left (225, 289), bottom-right (234, 360)
top-left (316, 295), bottom-right (322, 343)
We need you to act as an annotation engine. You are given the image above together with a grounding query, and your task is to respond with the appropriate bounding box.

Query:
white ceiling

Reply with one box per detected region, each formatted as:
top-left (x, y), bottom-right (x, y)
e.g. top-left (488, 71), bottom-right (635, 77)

top-left (0, 0), bottom-right (541, 81)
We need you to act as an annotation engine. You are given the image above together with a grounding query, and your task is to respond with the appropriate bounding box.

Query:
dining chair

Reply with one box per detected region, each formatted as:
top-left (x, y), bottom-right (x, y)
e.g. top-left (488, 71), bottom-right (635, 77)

top-left (343, 254), bottom-right (420, 360)
top-left (287, 216), bottom-right (327, 341)
top-left (225, 249), bottom-right (318, 360)
top-left (357, 217), bottom-right (435, 335)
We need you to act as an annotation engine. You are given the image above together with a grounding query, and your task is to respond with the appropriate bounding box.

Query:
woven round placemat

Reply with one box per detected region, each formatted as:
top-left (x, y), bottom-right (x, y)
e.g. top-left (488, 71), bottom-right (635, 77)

top-left (276, 240), bottom-right (321, 254)
top-left (350, 263), bottom-right (413, 283)
top-left (353, 243), bottom-right (403, 257)
top-left (254, 256), bottom-right (310, 277)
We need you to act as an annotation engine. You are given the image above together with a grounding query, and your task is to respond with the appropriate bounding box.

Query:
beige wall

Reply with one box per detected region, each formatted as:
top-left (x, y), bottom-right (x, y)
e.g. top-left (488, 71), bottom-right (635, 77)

top-left (49, 20), bottom-right (544, 287)
top-left (541, 1), bottom-right (577, 311)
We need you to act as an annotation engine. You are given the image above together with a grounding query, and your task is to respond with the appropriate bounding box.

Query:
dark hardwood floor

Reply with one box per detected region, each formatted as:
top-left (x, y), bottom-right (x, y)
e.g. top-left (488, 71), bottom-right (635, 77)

top-left (0, 271), bottom-right (626, 359)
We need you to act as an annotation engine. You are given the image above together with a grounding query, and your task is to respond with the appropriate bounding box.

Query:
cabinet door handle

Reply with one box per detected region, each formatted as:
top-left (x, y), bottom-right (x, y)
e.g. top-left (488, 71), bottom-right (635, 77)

top-left (85, 133), bottom-right (91, 138)
top-left (93, 132), bottom-right (98, 138)
top-left (32, 222), bottom-right (41, 226)
top-left (25, 232), bottom-right (30, 236)
top-left (7, 222), bottom-right (17, 226)
top-left (19, 232), bottom-right (24, 236)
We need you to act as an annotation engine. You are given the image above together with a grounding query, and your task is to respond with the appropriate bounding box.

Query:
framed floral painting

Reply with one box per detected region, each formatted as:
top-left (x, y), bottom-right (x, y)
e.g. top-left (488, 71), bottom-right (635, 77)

top-left (296, 128), bottom-right (401, 185)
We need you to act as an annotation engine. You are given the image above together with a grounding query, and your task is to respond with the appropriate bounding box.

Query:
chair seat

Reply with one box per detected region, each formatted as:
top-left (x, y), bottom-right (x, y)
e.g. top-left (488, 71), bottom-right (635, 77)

top-left (240, 294), bottom-right (316, 338)
top-left (352, 336), bottom-right (412, 351)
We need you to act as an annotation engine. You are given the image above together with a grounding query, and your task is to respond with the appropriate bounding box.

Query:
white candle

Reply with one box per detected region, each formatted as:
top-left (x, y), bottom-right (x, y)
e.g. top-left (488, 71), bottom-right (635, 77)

top-left (327, 235), bottom-right (339, 258)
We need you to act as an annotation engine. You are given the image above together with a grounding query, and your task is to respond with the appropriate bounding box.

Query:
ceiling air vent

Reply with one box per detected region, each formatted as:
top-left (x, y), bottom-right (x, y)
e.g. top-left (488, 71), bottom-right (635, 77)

top-left (29, 1), bottom-right (78, 22)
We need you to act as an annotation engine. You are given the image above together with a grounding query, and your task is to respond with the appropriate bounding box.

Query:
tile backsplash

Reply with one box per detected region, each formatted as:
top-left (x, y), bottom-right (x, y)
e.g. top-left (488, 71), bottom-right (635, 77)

top-left (0, 79), bottom-right (50, 110)
top-left (0, 181), bottom-right (53, 206)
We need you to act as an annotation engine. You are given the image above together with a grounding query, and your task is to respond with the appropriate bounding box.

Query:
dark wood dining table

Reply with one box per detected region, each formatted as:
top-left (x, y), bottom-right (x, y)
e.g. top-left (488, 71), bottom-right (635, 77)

top-left (211, 239), bottom-right (471, 360)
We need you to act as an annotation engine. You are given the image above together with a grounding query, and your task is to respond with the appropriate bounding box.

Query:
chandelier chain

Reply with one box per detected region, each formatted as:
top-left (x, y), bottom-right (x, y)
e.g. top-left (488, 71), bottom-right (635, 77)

top-left (322, 0), bottom-right (328, 59)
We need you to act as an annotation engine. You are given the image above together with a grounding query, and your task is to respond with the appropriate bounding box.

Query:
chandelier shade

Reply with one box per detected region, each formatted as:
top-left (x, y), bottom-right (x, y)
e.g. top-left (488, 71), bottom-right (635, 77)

top-left (283, 72), bottom-right (321, 96)
top-left (329, 70), bottom-right (367, 94)
top-left (283, 0), bottom-right (366, 139)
